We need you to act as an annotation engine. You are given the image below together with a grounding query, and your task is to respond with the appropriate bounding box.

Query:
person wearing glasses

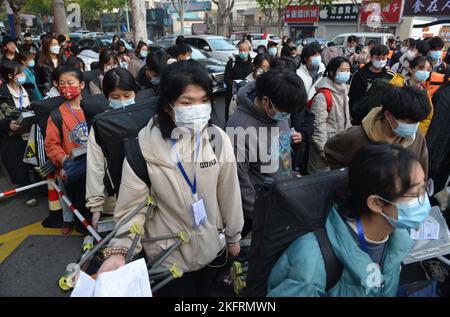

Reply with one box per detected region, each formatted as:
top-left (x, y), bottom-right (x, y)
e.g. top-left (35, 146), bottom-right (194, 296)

top-left (268, 143), bottom-right (432, 296)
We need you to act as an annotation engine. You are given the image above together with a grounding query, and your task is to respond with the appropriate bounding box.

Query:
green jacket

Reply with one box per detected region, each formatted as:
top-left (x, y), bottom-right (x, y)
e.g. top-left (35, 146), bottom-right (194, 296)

top-left (267, 207), bottom-right (414, 297)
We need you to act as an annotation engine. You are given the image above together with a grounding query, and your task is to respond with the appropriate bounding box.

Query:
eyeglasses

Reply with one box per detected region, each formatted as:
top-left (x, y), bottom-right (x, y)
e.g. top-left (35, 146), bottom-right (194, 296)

top-left (378, 179), bottom-right (434, 206)
top-left (400, 179), bottom-right (434, 205)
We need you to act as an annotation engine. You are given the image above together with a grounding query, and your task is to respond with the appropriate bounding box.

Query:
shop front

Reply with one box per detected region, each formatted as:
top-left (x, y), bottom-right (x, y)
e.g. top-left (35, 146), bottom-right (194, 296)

top-left (285, 5), bottom-right (319, 41)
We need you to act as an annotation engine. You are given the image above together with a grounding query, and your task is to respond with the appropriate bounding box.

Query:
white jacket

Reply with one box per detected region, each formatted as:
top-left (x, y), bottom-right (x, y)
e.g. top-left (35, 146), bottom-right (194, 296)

top-left (296, 62), bottom-right (326, 100)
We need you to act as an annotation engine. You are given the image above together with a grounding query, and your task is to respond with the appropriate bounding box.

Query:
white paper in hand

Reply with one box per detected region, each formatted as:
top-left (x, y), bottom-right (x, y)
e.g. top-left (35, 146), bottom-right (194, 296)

top-left (71, 258), bottom-right (152, 297)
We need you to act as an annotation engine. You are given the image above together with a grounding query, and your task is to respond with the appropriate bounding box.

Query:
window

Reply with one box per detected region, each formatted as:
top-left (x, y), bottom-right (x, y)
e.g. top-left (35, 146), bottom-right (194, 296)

top-left (208, 38), bottom-right (236, 51)
top-left (333, 37), bottom-right (345, 46)
top-left (365, 37), bottom-right (381, 46)
top-left (252, 34), bottom-right (263, 40)
top-left (190, 47), bottom-right (208, 60)
top-left (184, 38), bottom-right (198, 47)
top-left (198, 39), bottom-right (209, 50)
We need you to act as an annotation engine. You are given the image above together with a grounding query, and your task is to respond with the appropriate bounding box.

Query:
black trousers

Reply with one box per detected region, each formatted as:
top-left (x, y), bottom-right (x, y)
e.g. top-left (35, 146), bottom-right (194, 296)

top-left (224, 91), bottom-right (232, 123)
top-left (155, 252), bottom-right (227, 297)
top-left (64, 177), bottom-right (92, 234)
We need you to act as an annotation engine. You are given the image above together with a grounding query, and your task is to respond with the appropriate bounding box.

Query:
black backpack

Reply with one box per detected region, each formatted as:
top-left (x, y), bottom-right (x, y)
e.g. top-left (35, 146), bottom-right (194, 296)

top-left (91, 97), bottom-right (159, 192)
top-left (245, 168), bottom-right (348, 297)
top-left (350, 77), bottom-right (393, 125)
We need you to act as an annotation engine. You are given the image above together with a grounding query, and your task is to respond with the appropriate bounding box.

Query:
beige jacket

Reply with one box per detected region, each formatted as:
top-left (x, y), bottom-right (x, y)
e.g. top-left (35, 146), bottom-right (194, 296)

top-left (308, 77), bottom-right (351, 174)
top-left (109, 119), bottom-right (244, 272)
top-left (85, 128), bottom-right (116, 214)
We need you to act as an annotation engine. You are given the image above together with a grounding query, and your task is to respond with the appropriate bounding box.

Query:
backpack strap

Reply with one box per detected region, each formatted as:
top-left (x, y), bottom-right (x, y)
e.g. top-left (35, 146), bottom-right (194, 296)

top-left (50, 108), bottom-right (63, 142)
top-left (309, 88), bottom-right (333, 112)
top-left (124, 136), bottom-right (152, 188)
top-left (314, 228), bottom-right (343, 292)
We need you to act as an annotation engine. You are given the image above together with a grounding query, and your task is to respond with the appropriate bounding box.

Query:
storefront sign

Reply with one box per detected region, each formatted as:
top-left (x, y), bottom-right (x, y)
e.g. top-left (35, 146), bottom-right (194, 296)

top-left (360, 0), bottom-right (403, 24)
top-left (403, 0), bottom-right (450, 16)
top-left (319, 4), bottom-right (358, 22)
top-left (285, 5), bottom-right (320, 23)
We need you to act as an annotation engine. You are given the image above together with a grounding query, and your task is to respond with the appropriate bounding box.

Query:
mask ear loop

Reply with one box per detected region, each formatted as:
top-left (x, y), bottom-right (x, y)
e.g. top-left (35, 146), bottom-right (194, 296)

top-left (376, 195), bottom-right (399, 226)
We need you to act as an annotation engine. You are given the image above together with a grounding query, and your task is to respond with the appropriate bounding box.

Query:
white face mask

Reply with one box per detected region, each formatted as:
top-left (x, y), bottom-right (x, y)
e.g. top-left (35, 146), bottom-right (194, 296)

top-left (50, 45), bottom-right (60, 55)
top-left (171, 103), bottom-right (212, 132)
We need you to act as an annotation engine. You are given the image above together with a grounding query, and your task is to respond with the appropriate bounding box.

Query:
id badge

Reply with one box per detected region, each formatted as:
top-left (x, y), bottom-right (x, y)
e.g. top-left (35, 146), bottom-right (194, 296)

top-left (192, 198), bottom-right (207, 227)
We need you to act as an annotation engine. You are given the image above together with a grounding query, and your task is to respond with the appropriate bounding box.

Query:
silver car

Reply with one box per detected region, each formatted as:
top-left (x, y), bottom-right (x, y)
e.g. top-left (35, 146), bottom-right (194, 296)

top-left (183, 35), bottom-right (238, 63)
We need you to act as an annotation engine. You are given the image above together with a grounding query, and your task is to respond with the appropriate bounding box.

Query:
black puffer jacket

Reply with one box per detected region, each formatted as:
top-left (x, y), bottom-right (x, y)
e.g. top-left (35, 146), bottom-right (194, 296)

top-left (426, 82), bottom-right (450, 191)
top-left (224, 56), bottom-right (253, 93)
top-left (290, 106), bottom-right (314, 174)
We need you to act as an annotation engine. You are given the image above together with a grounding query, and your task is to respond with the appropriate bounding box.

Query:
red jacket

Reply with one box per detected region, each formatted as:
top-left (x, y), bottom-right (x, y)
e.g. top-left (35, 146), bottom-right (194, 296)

top-left (44, 103), bottom-right (88, 170)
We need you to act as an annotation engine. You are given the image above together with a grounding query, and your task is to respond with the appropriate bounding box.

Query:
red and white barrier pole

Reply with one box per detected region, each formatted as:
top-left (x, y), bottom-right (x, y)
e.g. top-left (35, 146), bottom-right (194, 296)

top-left (48, 180), bottom-right (102, 242)
top-left (0, 180), bottom-right (48, 199)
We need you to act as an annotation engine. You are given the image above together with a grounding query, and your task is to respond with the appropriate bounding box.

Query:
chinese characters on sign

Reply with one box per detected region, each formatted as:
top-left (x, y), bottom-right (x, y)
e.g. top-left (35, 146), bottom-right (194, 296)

top-left (319, 4), bottom-right (358, 22)
top-left (360, 0), bottom-right (403, 24)
top-left (403, 0), bottom-right (450, 16)
top-left (285, 5), bottom-right (320, 23)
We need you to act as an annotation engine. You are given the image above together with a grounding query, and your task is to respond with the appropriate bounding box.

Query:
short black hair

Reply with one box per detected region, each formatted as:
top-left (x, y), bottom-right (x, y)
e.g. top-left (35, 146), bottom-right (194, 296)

top-left (409, 55), bottom-right (432, 69)
top-left (387, 38), bottom-right (396, 45)
top-left (324, 56), bottom-right (351, 79)
top-left (347, 35), bottom-right (358, 43)
top-left (370, 45), bottom-right (389, 57)
top-left (0, 61), bottom-right (22, 83)
top-left (337, 143), bottom-right (421, 218)
top-left (23, 32), bottom-right (32, 38)
top-left (270, 56), bottom-right (297, 73)
top-left (175, 35), bottom-right (185, 45)
top-left (253, 53), bottom-right (271, 69)
top-left (63, 56), bottom-right (85, 71)
top-left (255, 69), bottom-right (306, 113)
top-left (155, 60), bottom-right (213, 139)
top-left (268, 41), bottom-right (277, 48)
top-left (415, 40), bottom-right (430, 56)
top-left (169, 43), bottom-right (192, 58)
top-left (146, 50), bottom-right (170, 76)
top-left (99, 48), bottom-right (119, 73)
top-left (368, 40), bottom-right (377, 46)
top-left (57, 34), bottom-right (66, 44)
top-left (406, 38), bottom-right (416, 48)
top-left (2, 36), bottom-right (15, 48)
top-left (57, 66), bottom-right (84, 83)
top-left (51, 66), bottom-right (63, 83)
top-left (300, 42), bottom-right (321, 64)
top-left (327, 41), bottom-right (336, 47)
top-left (381, 85), bottom-right (431, 122)
top-left (429, 36), bottom-right (444, 51)
top-left (103, 67), bottom-right (139, 98)
top-left (18, 50), bottom-right (36, 63)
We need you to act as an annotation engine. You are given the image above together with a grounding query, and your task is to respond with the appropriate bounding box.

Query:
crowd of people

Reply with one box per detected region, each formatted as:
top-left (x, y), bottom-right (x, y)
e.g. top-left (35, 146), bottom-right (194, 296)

top-left (0, 30), bottom-right (449, 297)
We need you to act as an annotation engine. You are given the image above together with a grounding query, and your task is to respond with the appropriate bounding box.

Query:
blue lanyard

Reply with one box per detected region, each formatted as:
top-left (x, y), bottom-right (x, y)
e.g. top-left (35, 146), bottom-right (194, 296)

top-left (65, 102), bottom-right (88, 136)
top-left (171, 134), bottom-right (201, 199)
top-left (356, 218), bottom-right (369, 254)
top-left (19, 91), bottom-right (23, 111)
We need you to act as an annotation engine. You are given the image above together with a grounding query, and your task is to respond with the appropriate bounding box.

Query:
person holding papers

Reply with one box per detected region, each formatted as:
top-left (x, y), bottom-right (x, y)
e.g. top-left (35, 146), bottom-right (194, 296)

top-left (97, 60), bottom-right (244, 297)
top-left (268, 144), bottom-right (433, 296)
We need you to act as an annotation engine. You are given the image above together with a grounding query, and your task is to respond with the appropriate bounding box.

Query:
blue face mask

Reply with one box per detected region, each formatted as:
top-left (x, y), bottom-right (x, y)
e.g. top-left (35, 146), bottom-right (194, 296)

top-left (268, 99), bottom-right (290, 122)
top-left (392, 120), bottom-right (419, 138)
top-left (268, 47), bottom-right (277, 56)
top-left (430, 50), bottom-right (442, 61)
top-left (109, 98), bottom-right (135, 109)
top-left (239, 52), bottom-right (249, 60)
top-left (15, 76), bottom-right (26, 85)
top-left (378, 194), bottom-right (431, 229)
top-left (335, 71), bottom-right (350, 84)
top-left (414, 70), bottom-right (430, 82)
top-left (27, 60), bottom-right (35, 68)
top-left (311, 56), bottom-right (321, 68)
top-left (140, 50), bottom-right (148, 59)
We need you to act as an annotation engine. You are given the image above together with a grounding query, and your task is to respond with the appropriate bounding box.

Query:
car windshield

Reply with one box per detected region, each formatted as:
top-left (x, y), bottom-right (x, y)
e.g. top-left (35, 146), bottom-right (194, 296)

top-left (191, 47), bottom-right (208, 60)
top-left (208, 38), bottom-right (236, 51)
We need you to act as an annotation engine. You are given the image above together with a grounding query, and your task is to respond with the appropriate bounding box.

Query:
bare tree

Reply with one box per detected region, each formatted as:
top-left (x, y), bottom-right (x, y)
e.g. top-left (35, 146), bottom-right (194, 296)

top-left (131, 0), bottom-right (148, 42)
top-left (170, 0), bottom-right (191, 35)
top-left (212, 0), bottom-right (234, 37)
top-left (52, 0), bottom-right (69, 35)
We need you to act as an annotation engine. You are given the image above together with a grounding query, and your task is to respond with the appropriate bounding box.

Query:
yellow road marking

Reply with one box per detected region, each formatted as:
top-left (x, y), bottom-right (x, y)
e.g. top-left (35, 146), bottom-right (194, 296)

top-left (0, 221), bottom-right (82, 264)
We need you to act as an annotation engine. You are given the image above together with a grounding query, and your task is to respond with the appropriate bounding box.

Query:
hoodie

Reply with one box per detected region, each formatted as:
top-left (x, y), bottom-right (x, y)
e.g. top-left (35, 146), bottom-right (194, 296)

top-left (324, 107), bottom-right (428, 177)
top-left (308, 77), bottom-right (351, 174)
top-left (226, 81), bottom-right (292, 225)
